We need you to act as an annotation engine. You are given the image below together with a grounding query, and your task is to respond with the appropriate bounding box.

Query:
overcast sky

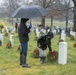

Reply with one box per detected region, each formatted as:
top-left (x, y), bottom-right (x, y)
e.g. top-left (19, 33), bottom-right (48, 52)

top-left (0, 0), bottom-right (3, 3)
top-left (25, 0), bottom-right (33, 2)
top-left (0, 0), bottom-right (33, 4)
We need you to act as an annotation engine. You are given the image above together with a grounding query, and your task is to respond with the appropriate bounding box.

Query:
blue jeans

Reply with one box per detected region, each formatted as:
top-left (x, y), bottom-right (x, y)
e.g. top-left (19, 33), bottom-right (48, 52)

top-left (20, 42), bottom-right (28, 54)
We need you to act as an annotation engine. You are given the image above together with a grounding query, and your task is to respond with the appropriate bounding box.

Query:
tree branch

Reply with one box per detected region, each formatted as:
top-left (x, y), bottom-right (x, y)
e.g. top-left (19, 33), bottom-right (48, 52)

top-left (72, 0), bottom-right (76, 6)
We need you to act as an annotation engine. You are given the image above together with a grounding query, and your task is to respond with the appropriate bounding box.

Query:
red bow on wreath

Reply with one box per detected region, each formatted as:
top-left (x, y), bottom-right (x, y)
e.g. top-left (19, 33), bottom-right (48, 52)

top-left (33, 50), bottom-right (38, 54)
top-left (50, 51), bottom-right (55, 59)
top-left (17, 45), bottom-right (21, 50)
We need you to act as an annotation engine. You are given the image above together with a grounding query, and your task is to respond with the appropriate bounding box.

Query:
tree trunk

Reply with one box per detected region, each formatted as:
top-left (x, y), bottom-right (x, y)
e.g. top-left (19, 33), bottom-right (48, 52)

top-left (9, 16), bottom-right (11, 23)
top-left (11, 18), bottom-right (13, 25)
top-left (66, 9), bottom-right (69, 32)
top-left (73, 6), bottom-right (76, 32)
top-left (41, 16), bottom-right (45, 27)
top-left (51, 16), bottom-right (53, 29)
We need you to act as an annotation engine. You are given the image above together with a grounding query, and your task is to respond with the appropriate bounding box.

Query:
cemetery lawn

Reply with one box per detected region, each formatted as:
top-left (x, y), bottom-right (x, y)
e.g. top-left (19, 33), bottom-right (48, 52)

top-left (0, 31), bottom-right (76, 75)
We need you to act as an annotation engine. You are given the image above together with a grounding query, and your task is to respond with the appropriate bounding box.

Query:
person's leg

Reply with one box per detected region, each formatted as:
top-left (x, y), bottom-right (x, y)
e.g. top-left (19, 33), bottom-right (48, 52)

top-left (43, 50), bottom-right (46, 63)
top-left (20, 53), bottom-right (29, 66)
top-left (38, 48), bottom-right (44, 64)
top-left (40, 49), bottom-right (45, 64)
top-left (20, 42), bottom-right (31, 68)
top-left (20, 52), bottom-right (22, 65)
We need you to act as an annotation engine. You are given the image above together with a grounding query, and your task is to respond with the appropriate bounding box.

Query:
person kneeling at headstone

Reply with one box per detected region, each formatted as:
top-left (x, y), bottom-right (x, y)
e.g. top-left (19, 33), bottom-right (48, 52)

top-left (37, 29), bottom-right (54, 64)
top-left (37, 35), bottom-right (47, 64)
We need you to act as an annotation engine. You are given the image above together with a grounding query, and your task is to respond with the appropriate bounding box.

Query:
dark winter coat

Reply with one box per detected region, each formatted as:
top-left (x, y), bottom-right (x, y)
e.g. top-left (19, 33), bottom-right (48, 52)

top-left (45, 31), bottom-right (53, 44)
top-left (37, 35), bottom-right (47, 50)
top-left (18, 18), bottom-right (30, 43)
top-left (37, 31), bottom-right (54, 51)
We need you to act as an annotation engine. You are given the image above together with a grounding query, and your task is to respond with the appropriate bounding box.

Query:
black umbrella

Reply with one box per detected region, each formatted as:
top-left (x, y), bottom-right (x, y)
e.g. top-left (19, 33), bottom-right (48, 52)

top-left (12, 5), bottom-right (48, 18)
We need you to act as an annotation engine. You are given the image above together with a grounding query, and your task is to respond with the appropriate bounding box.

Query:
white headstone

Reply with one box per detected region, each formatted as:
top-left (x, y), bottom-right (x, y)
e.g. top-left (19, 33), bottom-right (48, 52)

top-left (11, 27), bottom-right (15, 33)
top-left (58, 42), bottom-right (67, 65)
top-left (61, 33), bottom-right (66, 41)
top-left (73, 32), bottom-right (76, 39)
top-left (0, 34), bottom-right (4, 46)
top-left (52, 30), bottom-right (56, 35)
top-left (10, 34), bottom-right (14, 46)
top-left (70, 31), bottom-right (73, 36)
top-left (62, 30), bottom-right (65, 34)
top-left (5, 27), bottom-right (9, 33)
top-left (70, 31), bottom-right (76, 39)
top-left (36, 28), bottom-right (40, 38)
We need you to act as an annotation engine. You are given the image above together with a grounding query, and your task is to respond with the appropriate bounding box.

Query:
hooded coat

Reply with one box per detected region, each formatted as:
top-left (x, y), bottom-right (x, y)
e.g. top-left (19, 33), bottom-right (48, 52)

top-left (37, 35), bottom-right (47, 50)
top-left (18, 18), bottom-right (30, 43)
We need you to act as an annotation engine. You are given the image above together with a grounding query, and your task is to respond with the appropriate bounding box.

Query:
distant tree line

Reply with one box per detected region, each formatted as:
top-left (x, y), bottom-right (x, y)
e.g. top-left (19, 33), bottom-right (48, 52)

top-left (0, 0), bottom-right (76, 31)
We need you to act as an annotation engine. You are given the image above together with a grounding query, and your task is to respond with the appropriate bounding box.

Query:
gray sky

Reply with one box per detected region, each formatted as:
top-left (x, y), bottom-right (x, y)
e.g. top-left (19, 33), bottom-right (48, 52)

top-left (0, 0), bottom-right (33, 4)
top-left (25, 0), bottom-right (33, 2)
top-left (0, 0), bottom-right (3, 3)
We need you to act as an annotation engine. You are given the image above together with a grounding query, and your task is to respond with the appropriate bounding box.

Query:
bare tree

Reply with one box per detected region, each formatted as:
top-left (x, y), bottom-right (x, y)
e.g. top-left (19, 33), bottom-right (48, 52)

top-left (48, 0), bottom-right (66, 28)
top-left (33, 0), bottom-right (55, 27)
top-left (61, 0), bottom-right (72, 31)
top-left (2, 0), bottom-right (22, 24)
top-left (72, 0), bottom-right (76, 32)
top-left (33, 0), bottom-right (72, 28)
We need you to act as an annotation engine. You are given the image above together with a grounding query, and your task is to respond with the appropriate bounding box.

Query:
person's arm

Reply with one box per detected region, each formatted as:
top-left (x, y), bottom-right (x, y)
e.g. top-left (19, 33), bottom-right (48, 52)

top-left (47, 43), bottom-right (52, 51)
top-left (21, 25), bottom-right (30, 35)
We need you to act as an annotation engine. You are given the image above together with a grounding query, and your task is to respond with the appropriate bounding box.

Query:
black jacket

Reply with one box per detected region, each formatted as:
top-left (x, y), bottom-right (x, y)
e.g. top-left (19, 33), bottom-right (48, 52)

top-left (37, 35), bottom-right (47, 50)
top-left (18, 18), bottom-right (30, 43)
top-left (37, 31), bottom-right (53, 51)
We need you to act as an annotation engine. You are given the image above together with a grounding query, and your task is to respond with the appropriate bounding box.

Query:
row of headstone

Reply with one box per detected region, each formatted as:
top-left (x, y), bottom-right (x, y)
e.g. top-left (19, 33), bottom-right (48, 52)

top-left (0, 33), bottom-right (14, 46)
top-left (1, 26), bottom-right (16, 33)
top-left (35, 27), bottom-right (57, 38)
top-left (1, 28), bottom-right (68, 65)
top-left (35, 27), bottom-right (48, 38)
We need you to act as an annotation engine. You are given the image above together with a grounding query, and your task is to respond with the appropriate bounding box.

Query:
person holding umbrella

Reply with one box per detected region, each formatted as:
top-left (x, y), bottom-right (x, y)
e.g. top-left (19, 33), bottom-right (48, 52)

top-left (18, 18), bottom-right (32, 68)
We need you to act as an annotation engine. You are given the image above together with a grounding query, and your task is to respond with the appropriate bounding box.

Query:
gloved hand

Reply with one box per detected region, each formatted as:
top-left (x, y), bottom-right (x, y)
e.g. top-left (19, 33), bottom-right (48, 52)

top-left (27, 22), bottom-right (32, 29)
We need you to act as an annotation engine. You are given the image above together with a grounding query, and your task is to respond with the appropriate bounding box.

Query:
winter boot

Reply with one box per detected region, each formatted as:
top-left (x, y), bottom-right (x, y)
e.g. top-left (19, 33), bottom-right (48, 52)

top-left (20, 53), bottom-right (22, 65)
top-left (22, 53), bottom-right (31, 68)
top-left (40, 57), bottom-right (44, 64)
top-left (43, 57), bottom-right (46, 63)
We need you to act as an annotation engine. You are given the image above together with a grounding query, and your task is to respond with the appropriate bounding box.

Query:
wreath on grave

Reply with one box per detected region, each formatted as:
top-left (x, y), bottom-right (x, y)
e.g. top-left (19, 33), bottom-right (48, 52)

top-left (57, 39), bottom-right (64, 45)
top-left (47, 51), bottom-right (58, 62)
top-left (70, 35), bottom-right (75, 40)
top-left (59, 39), bottom-right (64, 42)
top-left (31, 48), bottom-right (39, 58)
top-left (17, 45), bottom-right (21, 51)
top-left (73, 42), bottom-right (76, 47)
top-left (6, 41), bottom-right (12, 48)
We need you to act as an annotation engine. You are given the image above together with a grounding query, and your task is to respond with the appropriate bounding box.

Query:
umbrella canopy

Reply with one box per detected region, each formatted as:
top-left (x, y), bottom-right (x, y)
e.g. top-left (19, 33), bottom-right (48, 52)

top-left (12, 5), bottom-right (48, 18)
